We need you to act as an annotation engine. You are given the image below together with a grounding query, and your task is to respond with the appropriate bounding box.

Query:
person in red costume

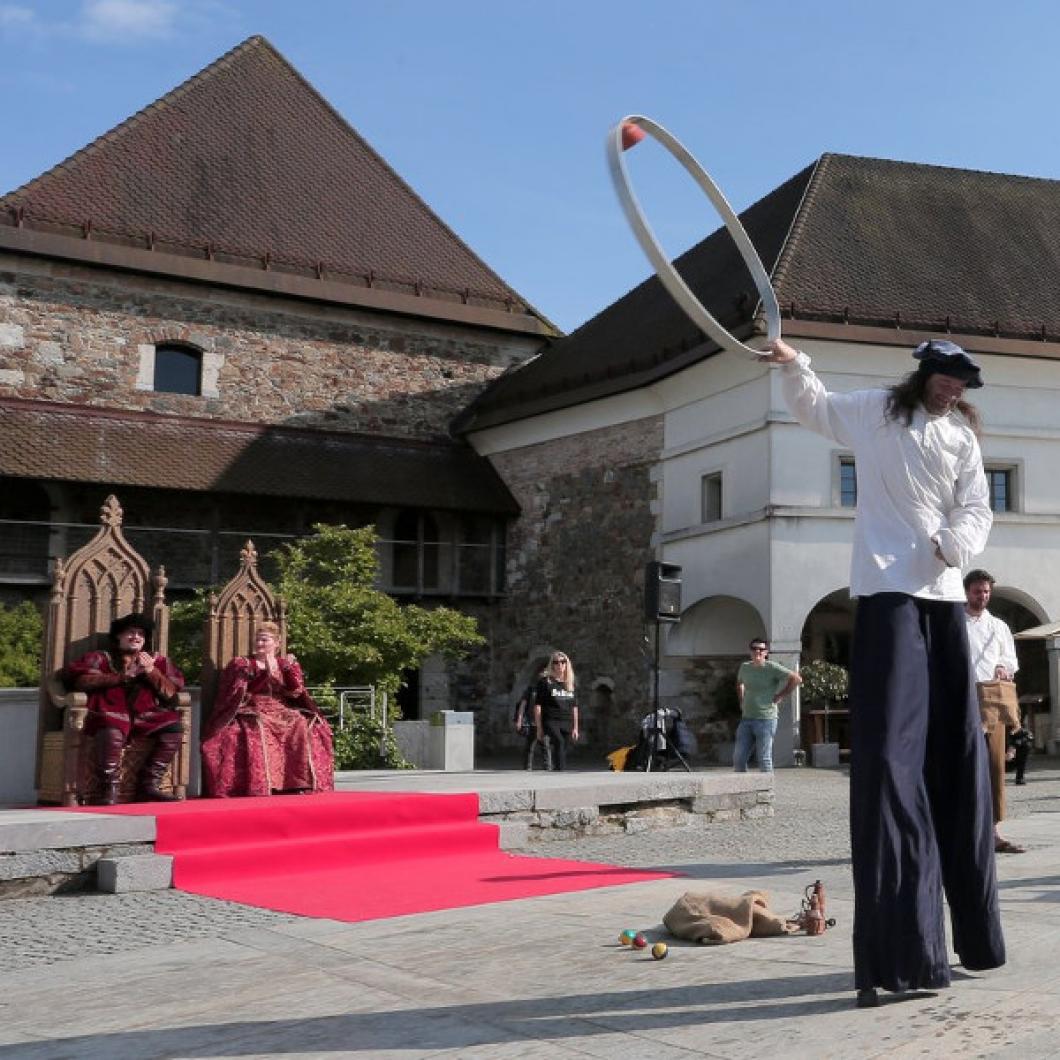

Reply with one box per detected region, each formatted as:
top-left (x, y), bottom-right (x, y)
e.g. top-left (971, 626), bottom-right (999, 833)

top-left (201, 621), bottom-right (334, 797)
top-left (64, 612), bottom-right (185, 805)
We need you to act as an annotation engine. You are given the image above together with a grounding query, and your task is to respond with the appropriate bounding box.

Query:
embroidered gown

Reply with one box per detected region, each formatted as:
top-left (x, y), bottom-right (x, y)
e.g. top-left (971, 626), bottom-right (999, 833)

top-left (201, 655), bottom-right (334, 797)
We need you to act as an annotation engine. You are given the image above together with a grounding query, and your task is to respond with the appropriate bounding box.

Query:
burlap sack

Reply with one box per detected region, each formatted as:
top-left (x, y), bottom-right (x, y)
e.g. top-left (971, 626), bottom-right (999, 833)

top-left (662, 890), bottom-right (798, 945)
top-left (977, 680), bottom-right (1021, 734)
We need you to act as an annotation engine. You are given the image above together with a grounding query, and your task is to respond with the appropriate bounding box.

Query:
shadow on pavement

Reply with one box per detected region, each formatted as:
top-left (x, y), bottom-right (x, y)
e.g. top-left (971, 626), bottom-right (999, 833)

top-left (0, 971), bottom-right (858, 1057)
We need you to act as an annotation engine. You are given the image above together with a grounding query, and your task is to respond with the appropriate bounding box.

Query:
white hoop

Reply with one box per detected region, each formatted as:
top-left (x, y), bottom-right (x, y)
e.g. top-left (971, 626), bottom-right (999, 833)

top-left (607, 115), bottom-right (781, 359)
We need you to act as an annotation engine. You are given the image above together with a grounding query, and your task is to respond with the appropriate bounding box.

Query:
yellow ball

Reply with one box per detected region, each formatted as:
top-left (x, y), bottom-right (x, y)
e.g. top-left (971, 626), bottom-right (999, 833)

top-left (651, 942), bottom-right (669, 960)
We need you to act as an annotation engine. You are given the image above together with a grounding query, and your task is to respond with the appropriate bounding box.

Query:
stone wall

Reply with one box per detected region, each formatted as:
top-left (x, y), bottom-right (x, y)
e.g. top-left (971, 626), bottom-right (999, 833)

top-left (0, 256), bottom-right (541, 441)
top-left (472, 417), bottom-right (664, 757)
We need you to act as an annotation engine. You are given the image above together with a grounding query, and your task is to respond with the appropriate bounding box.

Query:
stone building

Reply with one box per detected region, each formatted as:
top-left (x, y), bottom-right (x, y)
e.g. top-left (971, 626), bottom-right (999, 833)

top-left (461, 154), bottom-right (1060, 762)
top-left (0, 36), bottom-right (552, 720)
top-left (7, 39), bottom-right (1060, 764)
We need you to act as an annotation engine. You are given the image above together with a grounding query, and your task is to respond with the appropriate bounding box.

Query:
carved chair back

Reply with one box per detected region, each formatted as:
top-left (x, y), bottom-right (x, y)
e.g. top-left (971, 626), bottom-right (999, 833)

top-left (37, 495), bottom-right (187, 804)
top-left (200, 540), bottom-right (287, 721)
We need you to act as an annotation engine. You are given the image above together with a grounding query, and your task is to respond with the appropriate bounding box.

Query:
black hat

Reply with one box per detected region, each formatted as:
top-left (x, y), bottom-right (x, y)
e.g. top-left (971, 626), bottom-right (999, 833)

top-left (109, 612), bottom-right (154, 641)
top-left (912, 340), bottom-right (984, 389)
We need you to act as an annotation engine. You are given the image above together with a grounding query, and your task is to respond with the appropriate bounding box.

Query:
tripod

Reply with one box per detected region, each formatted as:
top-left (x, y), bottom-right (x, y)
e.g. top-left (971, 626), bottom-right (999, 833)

top-left (645, 618), bottom-right (692, 773)
top-left (643, 706), bottom-right (693, 773)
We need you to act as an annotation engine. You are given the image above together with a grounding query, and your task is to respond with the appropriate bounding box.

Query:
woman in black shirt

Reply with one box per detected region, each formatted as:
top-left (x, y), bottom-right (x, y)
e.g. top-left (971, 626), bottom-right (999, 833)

top-left (534, 651), bottom-right (579, 771)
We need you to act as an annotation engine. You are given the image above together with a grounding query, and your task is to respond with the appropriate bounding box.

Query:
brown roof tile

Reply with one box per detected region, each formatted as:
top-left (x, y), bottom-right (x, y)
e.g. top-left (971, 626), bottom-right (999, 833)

top-left (1, 36), bottom-right (545, 323)
top-left (0, 398), bottom-right (518, 515)
top-left (457, 153), bottom-right (1060, 432)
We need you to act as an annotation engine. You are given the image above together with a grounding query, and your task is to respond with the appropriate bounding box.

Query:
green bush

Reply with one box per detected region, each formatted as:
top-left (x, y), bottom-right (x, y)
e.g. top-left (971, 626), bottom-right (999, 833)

top-left (800, 659), bottom-right (849, 703)
top-left (0, 601), bottom-right (43, 687)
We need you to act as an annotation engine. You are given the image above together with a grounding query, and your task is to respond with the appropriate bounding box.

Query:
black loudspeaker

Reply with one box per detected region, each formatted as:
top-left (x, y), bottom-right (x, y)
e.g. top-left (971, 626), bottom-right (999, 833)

top-left (645, 561), bottom-right (682, 623)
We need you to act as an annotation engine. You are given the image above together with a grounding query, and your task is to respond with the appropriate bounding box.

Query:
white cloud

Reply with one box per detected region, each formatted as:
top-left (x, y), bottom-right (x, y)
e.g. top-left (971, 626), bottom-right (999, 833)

top-left (81, 0), bottom-right (178, 41)
top-left (0, 5), bottom-right (36, 27)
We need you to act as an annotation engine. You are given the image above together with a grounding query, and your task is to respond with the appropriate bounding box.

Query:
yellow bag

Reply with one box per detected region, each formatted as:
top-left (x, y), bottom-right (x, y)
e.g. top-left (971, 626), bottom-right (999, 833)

top-left (606, 745), bottom-right (635, 772)
top-left (976, 680), bottom-right (1021, 733)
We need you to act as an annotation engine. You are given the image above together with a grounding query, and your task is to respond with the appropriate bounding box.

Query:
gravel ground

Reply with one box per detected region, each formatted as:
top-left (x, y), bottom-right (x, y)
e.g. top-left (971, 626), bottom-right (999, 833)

top-left (1, 760), bottom-right (1057, 972)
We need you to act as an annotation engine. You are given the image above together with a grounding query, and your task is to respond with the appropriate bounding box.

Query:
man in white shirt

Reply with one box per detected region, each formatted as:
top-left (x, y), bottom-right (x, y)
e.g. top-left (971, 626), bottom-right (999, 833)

top-left (764, 336), bottom-right (1004, 1008)
top-left (964, 568), bottom-right (1023, 854)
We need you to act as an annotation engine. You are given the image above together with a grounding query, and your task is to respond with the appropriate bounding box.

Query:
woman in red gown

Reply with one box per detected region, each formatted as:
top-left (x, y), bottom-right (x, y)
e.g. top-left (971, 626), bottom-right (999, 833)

top-left (201, 622), bottom-right (334, 797)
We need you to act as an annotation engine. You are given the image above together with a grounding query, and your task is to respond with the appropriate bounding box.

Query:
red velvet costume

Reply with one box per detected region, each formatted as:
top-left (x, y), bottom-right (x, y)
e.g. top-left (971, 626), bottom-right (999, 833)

top-left (64, 650), bottom-right (184, 739)
top-left (201, 655), bottom-right (335, 797)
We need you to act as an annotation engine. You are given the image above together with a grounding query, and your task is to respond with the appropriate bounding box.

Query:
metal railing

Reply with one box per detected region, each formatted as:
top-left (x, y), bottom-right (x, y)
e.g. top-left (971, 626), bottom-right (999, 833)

top-left (305, 686), bottom-right (390, 734)
top-left (0, 519), bottom-right (506, 597)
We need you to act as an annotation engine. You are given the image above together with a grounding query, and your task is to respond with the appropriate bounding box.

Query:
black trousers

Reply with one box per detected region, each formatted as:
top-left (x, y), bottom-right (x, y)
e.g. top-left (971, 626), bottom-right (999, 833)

top-left (542, 720), bottom-right (571, 770)
top-left (849, 594), bottom-right (1005, 992)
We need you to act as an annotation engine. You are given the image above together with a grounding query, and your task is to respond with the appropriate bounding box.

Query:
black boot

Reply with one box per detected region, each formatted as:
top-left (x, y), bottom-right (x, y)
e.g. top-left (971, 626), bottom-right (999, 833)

top-left (95, 728), bottom-right (125, 806)
top-left (138, 732), bottom-right (183, 802)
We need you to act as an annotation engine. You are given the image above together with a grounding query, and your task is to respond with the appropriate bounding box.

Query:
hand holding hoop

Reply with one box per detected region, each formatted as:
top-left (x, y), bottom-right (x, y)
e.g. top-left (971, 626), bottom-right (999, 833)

top-left (607, 115), bottom-right (782, 359)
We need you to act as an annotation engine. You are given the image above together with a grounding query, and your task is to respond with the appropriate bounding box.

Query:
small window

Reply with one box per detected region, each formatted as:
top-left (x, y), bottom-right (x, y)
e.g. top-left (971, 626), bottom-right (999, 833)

top-left (839, 458), bottom-right (857, 508)
top-left (701, 472), bottom-right (722, 523)
top-left (985, 467), bottom-right (1014, 513)
top-left (154, 344), bottom-right (202, 395)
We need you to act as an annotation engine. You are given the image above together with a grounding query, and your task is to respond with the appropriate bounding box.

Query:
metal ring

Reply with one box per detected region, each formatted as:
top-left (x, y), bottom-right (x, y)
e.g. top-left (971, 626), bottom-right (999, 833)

top-left (607, 115), bottom-right (781, 359)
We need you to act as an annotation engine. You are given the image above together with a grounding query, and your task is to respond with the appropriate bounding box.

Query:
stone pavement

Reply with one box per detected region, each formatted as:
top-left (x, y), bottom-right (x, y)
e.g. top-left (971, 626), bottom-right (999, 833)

top-left (0, 764), bottom-right (1058, 1058)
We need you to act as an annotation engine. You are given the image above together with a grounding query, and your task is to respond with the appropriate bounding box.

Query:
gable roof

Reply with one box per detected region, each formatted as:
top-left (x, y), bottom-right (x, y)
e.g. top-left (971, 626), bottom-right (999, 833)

top-left (455, 152), bottom-right (1060, 433)
top-left (1, 36), bottom-right (550, 333)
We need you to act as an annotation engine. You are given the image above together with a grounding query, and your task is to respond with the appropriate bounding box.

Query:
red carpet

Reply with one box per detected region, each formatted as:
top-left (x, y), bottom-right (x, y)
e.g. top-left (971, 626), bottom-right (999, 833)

top-left (80, 792), bottom-right (675, 921)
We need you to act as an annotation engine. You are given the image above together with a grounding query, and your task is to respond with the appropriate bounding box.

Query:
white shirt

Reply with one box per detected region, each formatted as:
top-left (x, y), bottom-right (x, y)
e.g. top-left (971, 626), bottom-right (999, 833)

top-left (780, 352), bottom-right (992, 600)
top-left (965, 609), bottom-right (1018, 683)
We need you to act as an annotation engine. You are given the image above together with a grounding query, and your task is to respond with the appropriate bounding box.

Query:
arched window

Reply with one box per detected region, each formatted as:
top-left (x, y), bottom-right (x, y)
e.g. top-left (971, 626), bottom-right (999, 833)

top-left (153, 343), bottom-right (202, 396)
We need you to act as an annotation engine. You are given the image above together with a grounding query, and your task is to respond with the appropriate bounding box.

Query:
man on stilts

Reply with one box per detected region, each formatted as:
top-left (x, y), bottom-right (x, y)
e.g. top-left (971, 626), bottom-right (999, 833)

top-left (764, 337), bottom-right (1005, 1007)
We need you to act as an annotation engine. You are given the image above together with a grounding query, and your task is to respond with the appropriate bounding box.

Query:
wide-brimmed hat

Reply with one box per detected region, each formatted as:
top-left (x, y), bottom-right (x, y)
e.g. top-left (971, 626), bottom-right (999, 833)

top-left (109, 612), bottom-right (154, 641)
top-left (912, 339), bottom-right (983, 388)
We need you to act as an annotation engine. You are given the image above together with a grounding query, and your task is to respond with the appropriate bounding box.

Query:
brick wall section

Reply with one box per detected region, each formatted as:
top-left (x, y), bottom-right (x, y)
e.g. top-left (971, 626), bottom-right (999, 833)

top-left (472, 416), bottom-right (664, 754)
top-left (0, 258), bottom-right (539, 440)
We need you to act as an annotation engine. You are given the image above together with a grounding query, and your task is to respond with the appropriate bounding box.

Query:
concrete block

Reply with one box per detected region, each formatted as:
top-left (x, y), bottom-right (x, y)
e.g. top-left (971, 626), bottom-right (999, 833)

top-left (811, 742), bottom-right (841, 768)
top-left (495, 821), bottom-right (530, 850)
top-left (96, 854), bottom-right (173, 893)
top-left (0, 689), bottom-right (39, 805)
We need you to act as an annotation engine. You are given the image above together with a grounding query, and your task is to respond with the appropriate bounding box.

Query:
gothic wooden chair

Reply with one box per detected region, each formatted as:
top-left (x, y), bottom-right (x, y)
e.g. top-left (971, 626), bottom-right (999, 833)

top-left (37, 495), bottom-right (192, 806)
top-left (200, 540), bottom-right (287, 726)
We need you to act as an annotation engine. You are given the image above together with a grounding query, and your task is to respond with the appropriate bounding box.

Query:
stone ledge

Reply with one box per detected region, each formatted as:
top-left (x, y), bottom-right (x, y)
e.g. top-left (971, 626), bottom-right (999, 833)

top-left (0, 842), bottom-right (154, 898)
top-left (97, 854), bottom-right (174, 893)
top-left (0, 809), bottom-right (156, 853)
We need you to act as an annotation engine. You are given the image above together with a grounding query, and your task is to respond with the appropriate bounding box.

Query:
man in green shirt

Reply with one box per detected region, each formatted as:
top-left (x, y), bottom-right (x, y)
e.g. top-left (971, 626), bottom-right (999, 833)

top-left (734, 638), bottom-right (802, 772)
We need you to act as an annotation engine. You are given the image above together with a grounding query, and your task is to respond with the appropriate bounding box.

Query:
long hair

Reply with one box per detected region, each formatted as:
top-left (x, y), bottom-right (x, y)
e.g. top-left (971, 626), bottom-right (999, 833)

top-left (884, 369), bottom-right (981, 435)
top-left (549, 651), bottom-right (575, 692)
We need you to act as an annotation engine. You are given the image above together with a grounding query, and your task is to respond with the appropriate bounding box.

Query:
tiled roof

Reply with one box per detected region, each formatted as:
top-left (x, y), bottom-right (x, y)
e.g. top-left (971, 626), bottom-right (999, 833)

top-left (1, 36), bottom-right (546, 325)
top-left (0, 399), bottom-right (518, 515)
top-left (457, 153), bottom-right (1060, 432)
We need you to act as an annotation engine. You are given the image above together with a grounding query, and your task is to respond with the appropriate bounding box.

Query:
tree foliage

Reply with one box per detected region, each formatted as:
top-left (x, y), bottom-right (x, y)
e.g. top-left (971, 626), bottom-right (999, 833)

top-left (0, 600), bottom-right (43, 688)
top-left (274, 524), bottom-right (484, 696)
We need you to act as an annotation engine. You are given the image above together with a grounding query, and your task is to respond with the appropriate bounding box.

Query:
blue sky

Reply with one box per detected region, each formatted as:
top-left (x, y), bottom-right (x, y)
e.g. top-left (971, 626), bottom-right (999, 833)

top-left (2, 1), bottom-right (1058, 333)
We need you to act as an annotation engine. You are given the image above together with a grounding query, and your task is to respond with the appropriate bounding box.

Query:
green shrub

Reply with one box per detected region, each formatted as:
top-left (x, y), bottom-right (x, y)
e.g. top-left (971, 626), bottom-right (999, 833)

top-left (800, 659), bottom-right (849, 703)
top-left (0, 601), bottom-right (43, 687)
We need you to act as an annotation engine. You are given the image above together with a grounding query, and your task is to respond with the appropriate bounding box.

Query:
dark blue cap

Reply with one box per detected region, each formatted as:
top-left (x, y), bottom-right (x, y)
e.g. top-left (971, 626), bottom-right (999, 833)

top-left (912, 340), bottom-right (983, 389)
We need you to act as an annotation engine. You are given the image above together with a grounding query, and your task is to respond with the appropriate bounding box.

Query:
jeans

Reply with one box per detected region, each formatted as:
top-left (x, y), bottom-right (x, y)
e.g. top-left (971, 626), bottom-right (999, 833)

top-left (733, 717), bottom-right (777, 772)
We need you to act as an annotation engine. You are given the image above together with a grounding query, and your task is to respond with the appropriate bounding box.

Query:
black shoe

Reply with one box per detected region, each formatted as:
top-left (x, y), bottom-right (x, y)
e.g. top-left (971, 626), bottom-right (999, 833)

top-left (1015, 777), bottom-right (1027, 786)
top-left (856, 989), bottom-right (880, 1008)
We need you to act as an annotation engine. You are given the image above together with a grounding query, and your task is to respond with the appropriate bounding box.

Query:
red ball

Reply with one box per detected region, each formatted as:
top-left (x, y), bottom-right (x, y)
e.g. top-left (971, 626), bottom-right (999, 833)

top-left (632, 932), bottom-right (648, 949)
